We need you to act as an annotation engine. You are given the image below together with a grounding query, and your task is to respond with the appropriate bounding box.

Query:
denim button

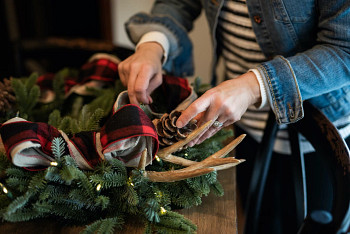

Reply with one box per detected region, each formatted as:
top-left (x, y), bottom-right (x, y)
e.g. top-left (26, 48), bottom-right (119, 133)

top-left (254, 15), bottom-right (262, 24)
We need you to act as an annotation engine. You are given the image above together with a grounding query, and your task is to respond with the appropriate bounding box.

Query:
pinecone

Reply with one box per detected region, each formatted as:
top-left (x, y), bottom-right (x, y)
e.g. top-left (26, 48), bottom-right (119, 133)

top-left (0, 78), bottom-right (16, 116)
top-left (152, 110), bottom-right (198, 147)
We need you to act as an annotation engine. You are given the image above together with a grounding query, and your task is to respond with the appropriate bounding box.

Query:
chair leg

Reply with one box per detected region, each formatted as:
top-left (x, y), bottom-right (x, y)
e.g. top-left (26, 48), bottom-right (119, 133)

top-left (288, 126), bottom-right (307, 227)
top-left (244, 111), bottom-right (279, 234)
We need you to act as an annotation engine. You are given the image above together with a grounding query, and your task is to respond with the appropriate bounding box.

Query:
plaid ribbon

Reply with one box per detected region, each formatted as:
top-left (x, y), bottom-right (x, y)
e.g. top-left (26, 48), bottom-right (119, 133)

top-left (1, 53), bottom-right (196, 170)
top-left (36, 53), bottom-right (194, 111)
top-left (0, 103), bottom-right (158, 171)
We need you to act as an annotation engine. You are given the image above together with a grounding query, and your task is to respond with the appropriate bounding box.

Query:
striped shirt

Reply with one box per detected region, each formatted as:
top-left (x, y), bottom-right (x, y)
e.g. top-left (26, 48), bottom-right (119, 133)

top-left (217, 0), bottom-right (350, 154)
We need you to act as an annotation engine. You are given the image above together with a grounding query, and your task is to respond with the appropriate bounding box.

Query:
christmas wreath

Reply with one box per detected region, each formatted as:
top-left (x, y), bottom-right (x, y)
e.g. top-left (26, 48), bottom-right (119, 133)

top-left (0, 54), bottom-right (245, 233)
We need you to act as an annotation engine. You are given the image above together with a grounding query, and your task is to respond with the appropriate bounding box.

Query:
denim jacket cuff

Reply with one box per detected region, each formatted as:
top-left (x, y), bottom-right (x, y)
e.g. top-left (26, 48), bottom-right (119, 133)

top-left (257, 56), bottom-right (304, 124)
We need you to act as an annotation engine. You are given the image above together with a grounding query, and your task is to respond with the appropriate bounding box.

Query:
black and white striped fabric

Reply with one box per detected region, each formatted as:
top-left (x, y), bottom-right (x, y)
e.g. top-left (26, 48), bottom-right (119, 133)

top-left (217, 0), bottom-right (350, 154)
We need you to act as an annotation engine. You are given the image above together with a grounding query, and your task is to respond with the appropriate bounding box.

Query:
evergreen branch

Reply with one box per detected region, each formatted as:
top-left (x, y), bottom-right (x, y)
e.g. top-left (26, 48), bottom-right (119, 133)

top-left (95, 195), bottom-right (110, 210)
top-left (11, 73), bottom-right (40, 118)
top-left (3, 208), bottom-right (44, 222)
top-left (5, 191), bottom-right (33, 215)
top-left (59, 116), bottom-right (74, 134)
top-left (70, 119), bottom-right (80, 135)
top-left (51, 137), bottom-right (66, 160)
top-left (82, 216), bottom-right (124, 234)
top-left (85, 88), bottom-right (116, 116)
top-left (108, 158), bottom-right (127, 178)
top-left (26, 85), bottom-right (40, 112)
top-left (123, 185), bottom-right (139, 206)
top-left (5, 167), bottom-right (31, 178)
top-left (143, 199), bottom-right (160, 223)
top-left (209, 181), bottom-right (224, 197)
top-left (6, 177), bottom-right (29, 193)
top-left (89, 172), bottom-right (126, 189)
top-left (83, 107), bottom-right (104, 132)
top-left (11, 78), bottom-right (27, 114)
top-left (28, 172), bottom-right (47, 191)
top-left (25, 73), bottom-right (39, 92)
top-left (45, 166), bottom-right (65, 184)
top-left (48, 110), bottom-right (62, 128)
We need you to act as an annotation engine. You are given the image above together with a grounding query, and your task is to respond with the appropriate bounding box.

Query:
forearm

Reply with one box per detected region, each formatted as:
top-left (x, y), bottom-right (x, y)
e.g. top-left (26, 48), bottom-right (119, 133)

top-left (257, 1), bottom-right (350, 124)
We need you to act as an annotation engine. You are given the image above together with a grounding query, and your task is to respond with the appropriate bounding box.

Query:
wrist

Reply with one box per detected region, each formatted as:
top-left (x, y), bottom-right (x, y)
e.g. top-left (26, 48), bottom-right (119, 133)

top-left (244, 71), bottom-right (262, 106)
top-left (136, 31), bottom-right (169, 65)
top-left (136, 42), bottom-right (164, 63)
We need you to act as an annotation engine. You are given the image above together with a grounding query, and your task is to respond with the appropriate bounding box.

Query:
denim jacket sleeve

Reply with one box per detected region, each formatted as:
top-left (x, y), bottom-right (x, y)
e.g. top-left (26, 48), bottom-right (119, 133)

top-left (124, 0), bottom-right (203, 77)
top-left (255, 0), bottom-right (350, 124)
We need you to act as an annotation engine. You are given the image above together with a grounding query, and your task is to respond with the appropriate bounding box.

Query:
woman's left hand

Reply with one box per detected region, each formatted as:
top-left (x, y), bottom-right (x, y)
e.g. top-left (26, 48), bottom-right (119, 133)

top-left (176, 71), bottom-right (262, 147)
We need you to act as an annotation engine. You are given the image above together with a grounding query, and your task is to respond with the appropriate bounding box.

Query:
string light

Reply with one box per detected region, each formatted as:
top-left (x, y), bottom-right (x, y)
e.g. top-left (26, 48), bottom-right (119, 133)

top-left (160, 207), bottom-right (167, 215)
top-left (96, 184), bottom-right (102, 191)
top-left (1, 185), bottom-right (8, 194)
top-left (0, 182), bottom-right (13, 199)
top-left (127, 177), bottom-right (134, 187)
top-left (50, 161), bottom-right (58, 166)
top-left (155, 155), bottom-right (161, 162)
top-left (154, 191), bottom-right (163, 198)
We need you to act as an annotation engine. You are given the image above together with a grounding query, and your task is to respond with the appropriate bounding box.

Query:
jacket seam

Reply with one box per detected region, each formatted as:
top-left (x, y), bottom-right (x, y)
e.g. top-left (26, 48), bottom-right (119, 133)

top-left (260, 65), bottom-right (281, 118)
top-left (279, 56), bottom-right (302, 111)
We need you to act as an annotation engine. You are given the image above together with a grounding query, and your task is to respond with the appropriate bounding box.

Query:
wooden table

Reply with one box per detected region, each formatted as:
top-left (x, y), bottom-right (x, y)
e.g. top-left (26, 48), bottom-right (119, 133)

top-left (0, 168), bottom-right (238, 234)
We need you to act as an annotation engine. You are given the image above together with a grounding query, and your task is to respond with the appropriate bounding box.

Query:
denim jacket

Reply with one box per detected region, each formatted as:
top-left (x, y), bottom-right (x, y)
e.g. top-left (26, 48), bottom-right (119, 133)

top-left (125, 0), bottom-right (350, 124)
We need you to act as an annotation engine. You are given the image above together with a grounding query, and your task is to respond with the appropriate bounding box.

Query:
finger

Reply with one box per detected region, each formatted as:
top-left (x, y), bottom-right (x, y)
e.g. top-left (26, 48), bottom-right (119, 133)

top-left (146, 72), bottom-right (163, 101)
top-left (176, 96), bottom-right (211, 128)
top-left (200, 101), bottom-right (222, 126)
top-left (118, 62), bottom-right (129, 87)
top-left (127, 66), bottom-right (140, 105)
top-left (196, 127), bottom-right (221, 145)
top-left (133, 66), bottom-right (156, 104)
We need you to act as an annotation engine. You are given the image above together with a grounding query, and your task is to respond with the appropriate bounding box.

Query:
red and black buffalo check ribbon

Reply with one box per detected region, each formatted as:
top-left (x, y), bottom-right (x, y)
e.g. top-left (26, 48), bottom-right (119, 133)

top-left (0, 53), bottom-right (196, 170)
top-left (0, 104), bottom-right (158, 170)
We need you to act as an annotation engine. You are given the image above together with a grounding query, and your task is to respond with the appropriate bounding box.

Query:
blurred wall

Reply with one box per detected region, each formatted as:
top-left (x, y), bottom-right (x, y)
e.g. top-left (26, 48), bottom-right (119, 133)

top-left (111, 0), bottom-right (213, 84)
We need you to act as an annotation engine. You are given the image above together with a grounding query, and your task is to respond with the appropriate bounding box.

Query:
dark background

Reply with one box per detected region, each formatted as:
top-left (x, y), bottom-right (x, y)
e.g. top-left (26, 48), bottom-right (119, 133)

top-left (0, 0), bottom-right (132, 78)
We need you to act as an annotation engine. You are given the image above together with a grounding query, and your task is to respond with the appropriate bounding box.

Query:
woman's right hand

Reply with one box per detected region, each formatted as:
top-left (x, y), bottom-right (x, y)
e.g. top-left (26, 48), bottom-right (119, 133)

top-left (118, 42), bottom-right (164, 105)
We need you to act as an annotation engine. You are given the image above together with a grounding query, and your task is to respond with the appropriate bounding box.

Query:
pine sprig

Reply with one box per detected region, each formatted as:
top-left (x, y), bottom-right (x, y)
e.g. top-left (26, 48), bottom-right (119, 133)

top-left (78, 105), bottom-right (104, 132)
top-left (51, 137), bottom-right (66, 160)
top-left (146, 210), bottom-right (197, 234)
top-left (82, 216), bottom-right (124, 234)
top-left (11, 73), bottom-right (41, 119)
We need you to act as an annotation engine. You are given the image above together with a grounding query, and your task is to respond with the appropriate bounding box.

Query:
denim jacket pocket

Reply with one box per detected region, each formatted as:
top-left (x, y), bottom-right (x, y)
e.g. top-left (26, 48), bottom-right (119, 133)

top-left (271, 0), bottom-right (315, 23)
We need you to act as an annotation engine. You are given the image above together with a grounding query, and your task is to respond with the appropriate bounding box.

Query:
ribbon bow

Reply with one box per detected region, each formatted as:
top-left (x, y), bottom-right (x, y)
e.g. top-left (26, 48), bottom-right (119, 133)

top-left (0, 102), bottom-right (158, 170)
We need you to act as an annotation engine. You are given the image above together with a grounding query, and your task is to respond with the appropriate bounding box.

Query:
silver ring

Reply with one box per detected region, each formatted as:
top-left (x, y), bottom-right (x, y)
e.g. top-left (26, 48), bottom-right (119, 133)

top-left (213, 120), bottom-right (223, 128)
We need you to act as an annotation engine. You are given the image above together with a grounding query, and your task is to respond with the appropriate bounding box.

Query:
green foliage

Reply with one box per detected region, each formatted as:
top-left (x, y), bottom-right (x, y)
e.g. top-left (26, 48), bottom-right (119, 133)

top-left (51, 137), bottom-right (66, 160)
top-left (0, 126), bottom-right (229, 234)
top-left (145, 210), bottom-right (197, 234)
top-left (11, 73), bottom-right (41, 120)
top-left (85, 80), bottom-right (126, 116)
top-left (77, 105), bottom-right (104, 132)
top-left (0, 71), bottom-right (233, 233)
top-left (82, 216), bottom-right (124, 234)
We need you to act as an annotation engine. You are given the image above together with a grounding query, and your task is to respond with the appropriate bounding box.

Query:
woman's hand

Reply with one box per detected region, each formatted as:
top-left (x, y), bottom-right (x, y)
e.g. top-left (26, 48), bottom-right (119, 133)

top-left (176, 72), bottom-right (262, 146)
top-left (118, 42), bottom-right (164, 105)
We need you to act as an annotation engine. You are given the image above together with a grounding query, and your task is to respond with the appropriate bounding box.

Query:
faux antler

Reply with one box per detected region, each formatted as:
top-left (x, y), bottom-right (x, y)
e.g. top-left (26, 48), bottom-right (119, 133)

top-left (138, 121), bottom-right (246, 182)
